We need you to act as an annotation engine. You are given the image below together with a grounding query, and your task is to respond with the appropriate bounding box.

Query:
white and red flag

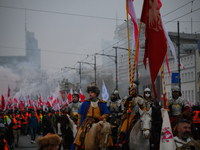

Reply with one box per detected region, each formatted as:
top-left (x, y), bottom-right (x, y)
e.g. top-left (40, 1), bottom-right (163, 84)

top-left (28, 94), bottom-right (32, 109)
top-left (179, 62), bottom-right (185, 69)
top-left (141, 0), bottom-right (167, 101)
top-left (1, 92), bottom-right (6, 111)
top-left (8, 85), bottom-right (11, 98)
top-left (127, 0), bottom-right (139, 65)
top-left (79, 89), bottom-right (85, 102)
top-left (38, 95), bottom-right (43, 107)
top-left (138, 72), bottom-right (142, 78)
top-left (19, 93), bottom-right (24, 110)
top-left (67, 88), bottom-right (73, 103)
top-left (187, 98), bottom-right (191, 108)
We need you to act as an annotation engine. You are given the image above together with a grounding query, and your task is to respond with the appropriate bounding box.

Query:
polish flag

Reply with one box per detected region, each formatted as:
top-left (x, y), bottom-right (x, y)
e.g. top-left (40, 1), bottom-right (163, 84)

top-left (19, 93), bottom-right (24, 110)
top-left (127, 0), bottom-right (139, 65)
top-left (28, 94), bottom-right (32, 109)
top-left (8, 85), bottom-right (11, 98)
top-left (38, 95), bottom-right (43, 107)
top-left (1, 92), bottom-right (6, 111)
top-left (46, 100), bottom-right (51, 107)
top-left (138, 72), bottom-right (142, 78)
top-left (187, 98), bottom-right (191, 108)
top-left (79, 89), bottom-right (85, 102)
top-left (67, 88), bottom-right (73, 103)
top-left (179, 62), bottom-right (185, 69)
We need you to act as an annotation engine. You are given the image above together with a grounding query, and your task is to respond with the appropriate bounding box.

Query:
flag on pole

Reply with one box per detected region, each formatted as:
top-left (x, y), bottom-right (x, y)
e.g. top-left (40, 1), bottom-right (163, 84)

top-left (67, 88), bottom-right (73, 103)
top-left (127, 0), bottom-right (139, 65)
top-left (187, 98), bottom-right (191, 108)
top-left (8, 85), bottom-right (11, 98)
top-left (19, 93), bottom-right (24, 110)
top-left (138, 72), bottom-right (142, 78)
top-left (179, 62), bottom-right (185, 69)
top-left (102, 81), bottom-right (109, 101)
top-left (79, 89), bottom-right (85, 102)
top-left (193, 99), bottom-right (196, 106)
top-left (141, 0), bottom-right (167, 101)
top-left (1, 92), bottom-right (5, 110)
top-left (160, 108), bottom-right (176, 150)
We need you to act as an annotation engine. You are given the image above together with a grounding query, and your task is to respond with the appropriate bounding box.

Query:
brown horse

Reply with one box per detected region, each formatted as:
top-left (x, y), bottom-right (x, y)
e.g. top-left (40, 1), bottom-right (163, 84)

top-left (84, 120), bottom-right (115, 150)
top-left (55, 115), bottom-right (77, 150)
top-left (173, 111), bottom-right (195, 136)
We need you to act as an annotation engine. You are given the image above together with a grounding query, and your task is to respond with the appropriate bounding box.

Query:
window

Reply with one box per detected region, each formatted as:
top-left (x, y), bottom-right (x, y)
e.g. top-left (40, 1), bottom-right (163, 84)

top-left (188, 90), bottom-right (190, 101)
top-left (183, 73), bottom-right (185, 82)
top-left (191, 72), bottom-right (193, 80)
top-left (172, 61), bottom-right (175, 69)
top-left (168, 76), bottom-right (170, 84)
top-left (165, 77), bottom-right (167, 84)
top-left (185, 73), bottom-right (187, 82)
top-left (190, 56), bottom-right (193, 64)
top-left (184, 58), bottom-right (186, 65)
top-left (187, 57), bottom-right (189, 65)
top-left (188, 72), bottom-right (190, 81)
top-left (182, 73), bottom-right (184, 82)
top-left (192, 90), bottom-right (194, 100)
top-left (170, 62), bottom-right (172, 69)
top-left (182, 91), bottom-right (184, 98)
top-left (185, 91), bottom-right (187, 99)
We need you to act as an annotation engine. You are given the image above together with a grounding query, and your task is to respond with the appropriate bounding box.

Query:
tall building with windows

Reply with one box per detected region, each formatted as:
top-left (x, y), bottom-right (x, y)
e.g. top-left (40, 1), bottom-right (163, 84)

top-left (0, 21), bottom-right (41, 71)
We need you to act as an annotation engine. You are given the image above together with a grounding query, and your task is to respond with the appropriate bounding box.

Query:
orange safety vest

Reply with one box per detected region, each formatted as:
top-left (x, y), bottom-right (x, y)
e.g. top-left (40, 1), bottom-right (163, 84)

top-left (193, 111), bottom-right (200, 124)
top-left (22, 112), bottom-right (29, 124)
top-left (36, 114), bottom-right (41, 123)
top-left (12, 118), bottom-right (18, 129)
top-left (3, 139), bottom-right (8, 150)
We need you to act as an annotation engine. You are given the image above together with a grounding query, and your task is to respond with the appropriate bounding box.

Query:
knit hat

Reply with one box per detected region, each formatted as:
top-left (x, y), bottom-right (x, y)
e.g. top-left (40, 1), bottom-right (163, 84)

top-left (37, 133), bottom-right (61, 150)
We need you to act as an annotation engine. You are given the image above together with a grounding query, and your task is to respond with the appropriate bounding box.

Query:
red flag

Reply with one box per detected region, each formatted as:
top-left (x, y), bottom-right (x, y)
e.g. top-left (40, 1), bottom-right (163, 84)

top-left (79, 89), bottom-right (85, 102)
top-left (1, 93), bottom-right (5, 110)
top-left (141, 0), bottom-right (167, 101)
top-left (46, 100), bottom-right (51, 107)
top-left (67, 88), bottom-right (73, 103)
top-left (8, 85), bottom-right (11, 98)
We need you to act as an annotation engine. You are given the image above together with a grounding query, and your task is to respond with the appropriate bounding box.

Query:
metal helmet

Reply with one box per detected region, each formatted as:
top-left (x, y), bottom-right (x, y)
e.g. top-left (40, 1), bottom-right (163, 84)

top-left (72, 91), bottom-right (79, 99)
top-left (144, 88), bottom-right (151, 93)
top-left (86, 82), bottom-right (100, 97)
top-left (171, 85), bottom-right (180, 92)
top-left (111, 89), bottom-right (120, 99)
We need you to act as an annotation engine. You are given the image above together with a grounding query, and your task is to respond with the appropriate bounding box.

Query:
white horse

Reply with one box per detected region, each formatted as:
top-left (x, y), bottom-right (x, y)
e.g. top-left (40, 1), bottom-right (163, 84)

top-left (129, 108), bottom-right (152, 150)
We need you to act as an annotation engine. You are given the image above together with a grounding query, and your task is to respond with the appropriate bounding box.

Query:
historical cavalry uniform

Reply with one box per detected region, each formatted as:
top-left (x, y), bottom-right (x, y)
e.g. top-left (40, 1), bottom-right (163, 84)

top-left (72, 98), bottom-right (113, 149)
top-left (107, 99), bottom-right (123, 118)
top-left (174, 136), bottom-right (200, 150)
top-left (120, 95), bottom-right (145, 133)
top-left (66, 101), bottom-right (82, 122)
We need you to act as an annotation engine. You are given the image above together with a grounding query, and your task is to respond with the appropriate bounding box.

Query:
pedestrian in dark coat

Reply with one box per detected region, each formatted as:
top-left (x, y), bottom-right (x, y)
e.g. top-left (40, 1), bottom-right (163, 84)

top-left (27, 112), bottom-right (39, 144)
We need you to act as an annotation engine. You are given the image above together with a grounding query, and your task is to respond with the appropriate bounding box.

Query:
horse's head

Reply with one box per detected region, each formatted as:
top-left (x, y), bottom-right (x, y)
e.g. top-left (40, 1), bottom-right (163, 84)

top-left (139, 108), bottom-right (152, 139)
top-left (95, 121), bottom-right (115, 150)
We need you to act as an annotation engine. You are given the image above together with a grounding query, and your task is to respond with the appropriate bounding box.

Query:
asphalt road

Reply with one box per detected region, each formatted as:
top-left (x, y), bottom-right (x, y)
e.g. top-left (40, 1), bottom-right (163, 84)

top-left (15, 134), bottom-right (39, 150)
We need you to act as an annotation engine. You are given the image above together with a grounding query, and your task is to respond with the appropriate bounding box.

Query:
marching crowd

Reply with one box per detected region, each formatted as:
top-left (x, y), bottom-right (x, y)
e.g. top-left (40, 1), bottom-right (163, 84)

top-left (0, 82), bottom-right (200, 150)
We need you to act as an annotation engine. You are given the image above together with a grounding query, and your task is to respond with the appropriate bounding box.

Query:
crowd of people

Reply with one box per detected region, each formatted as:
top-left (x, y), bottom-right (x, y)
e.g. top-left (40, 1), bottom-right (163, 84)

top-left (0, 82), bottom-right (200, 150)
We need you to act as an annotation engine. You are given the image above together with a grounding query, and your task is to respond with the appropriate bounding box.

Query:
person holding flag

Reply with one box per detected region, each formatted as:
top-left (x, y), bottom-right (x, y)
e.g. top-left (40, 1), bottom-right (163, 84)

top-left (66, 91), bottom-right (82, 124)
top-left (116, 83), bottom-right (145, 149)
top-left (168, 85), bottom-right (190, 134)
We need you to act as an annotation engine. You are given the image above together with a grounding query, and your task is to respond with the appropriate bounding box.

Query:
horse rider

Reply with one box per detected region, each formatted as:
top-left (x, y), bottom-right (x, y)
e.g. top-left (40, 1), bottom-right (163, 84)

top-left (116, 83), bottom-right (145, 149)
top-left (107, 89), bottom-right (124, 121)
top-left (66, 91), bottom-right (82, 124)
top-left (174, 119), bottom-right (200, 150)
top-left (143, 87), bottom-right (158, 111)
top-left (71, 82), bottom-right (113, 150)
top-left (168, 85), bottom-right (190, 130)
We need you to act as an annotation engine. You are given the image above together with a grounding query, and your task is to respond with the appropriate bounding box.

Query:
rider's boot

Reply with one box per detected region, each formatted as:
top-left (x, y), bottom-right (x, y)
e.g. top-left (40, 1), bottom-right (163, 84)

top-left (75, 145), bottom-right (80, 150)
top-left (115, 132), bottom-right (126, 150)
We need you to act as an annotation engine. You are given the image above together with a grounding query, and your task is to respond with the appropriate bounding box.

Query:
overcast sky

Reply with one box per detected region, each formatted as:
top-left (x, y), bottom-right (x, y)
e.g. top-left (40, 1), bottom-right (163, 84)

top-left (0, 0), bottom-right (200, 76)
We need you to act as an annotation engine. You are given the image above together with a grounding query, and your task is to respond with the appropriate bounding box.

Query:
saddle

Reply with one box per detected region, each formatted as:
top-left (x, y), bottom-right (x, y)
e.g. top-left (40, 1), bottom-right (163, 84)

top-left (80, 117), bottom-right (94, 144)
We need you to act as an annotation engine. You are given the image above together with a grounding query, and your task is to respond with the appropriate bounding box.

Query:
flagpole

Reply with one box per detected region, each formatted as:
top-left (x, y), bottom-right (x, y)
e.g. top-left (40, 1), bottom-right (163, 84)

top-left (161, 65), bottom-right (167, 109)
top-left (131, 21), bottom-right (142, 85)
top-left (126, 0), bottom-right (132, 96)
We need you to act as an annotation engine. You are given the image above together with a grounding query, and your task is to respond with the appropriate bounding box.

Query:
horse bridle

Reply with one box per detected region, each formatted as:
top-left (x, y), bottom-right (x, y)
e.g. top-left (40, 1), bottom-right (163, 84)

top-left (140, 112), bottom-right (152, 134)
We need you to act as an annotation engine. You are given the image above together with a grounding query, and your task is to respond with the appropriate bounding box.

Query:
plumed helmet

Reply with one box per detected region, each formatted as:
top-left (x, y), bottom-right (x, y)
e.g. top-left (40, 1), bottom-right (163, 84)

top-left (86, 82), bottom-right (100, 97)
top-left (72, 91), bottom-right (79, 99)
top-left (171, 85), bottom-right (180, 92)
top-left (144, 88), bottom-right (151, 93)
